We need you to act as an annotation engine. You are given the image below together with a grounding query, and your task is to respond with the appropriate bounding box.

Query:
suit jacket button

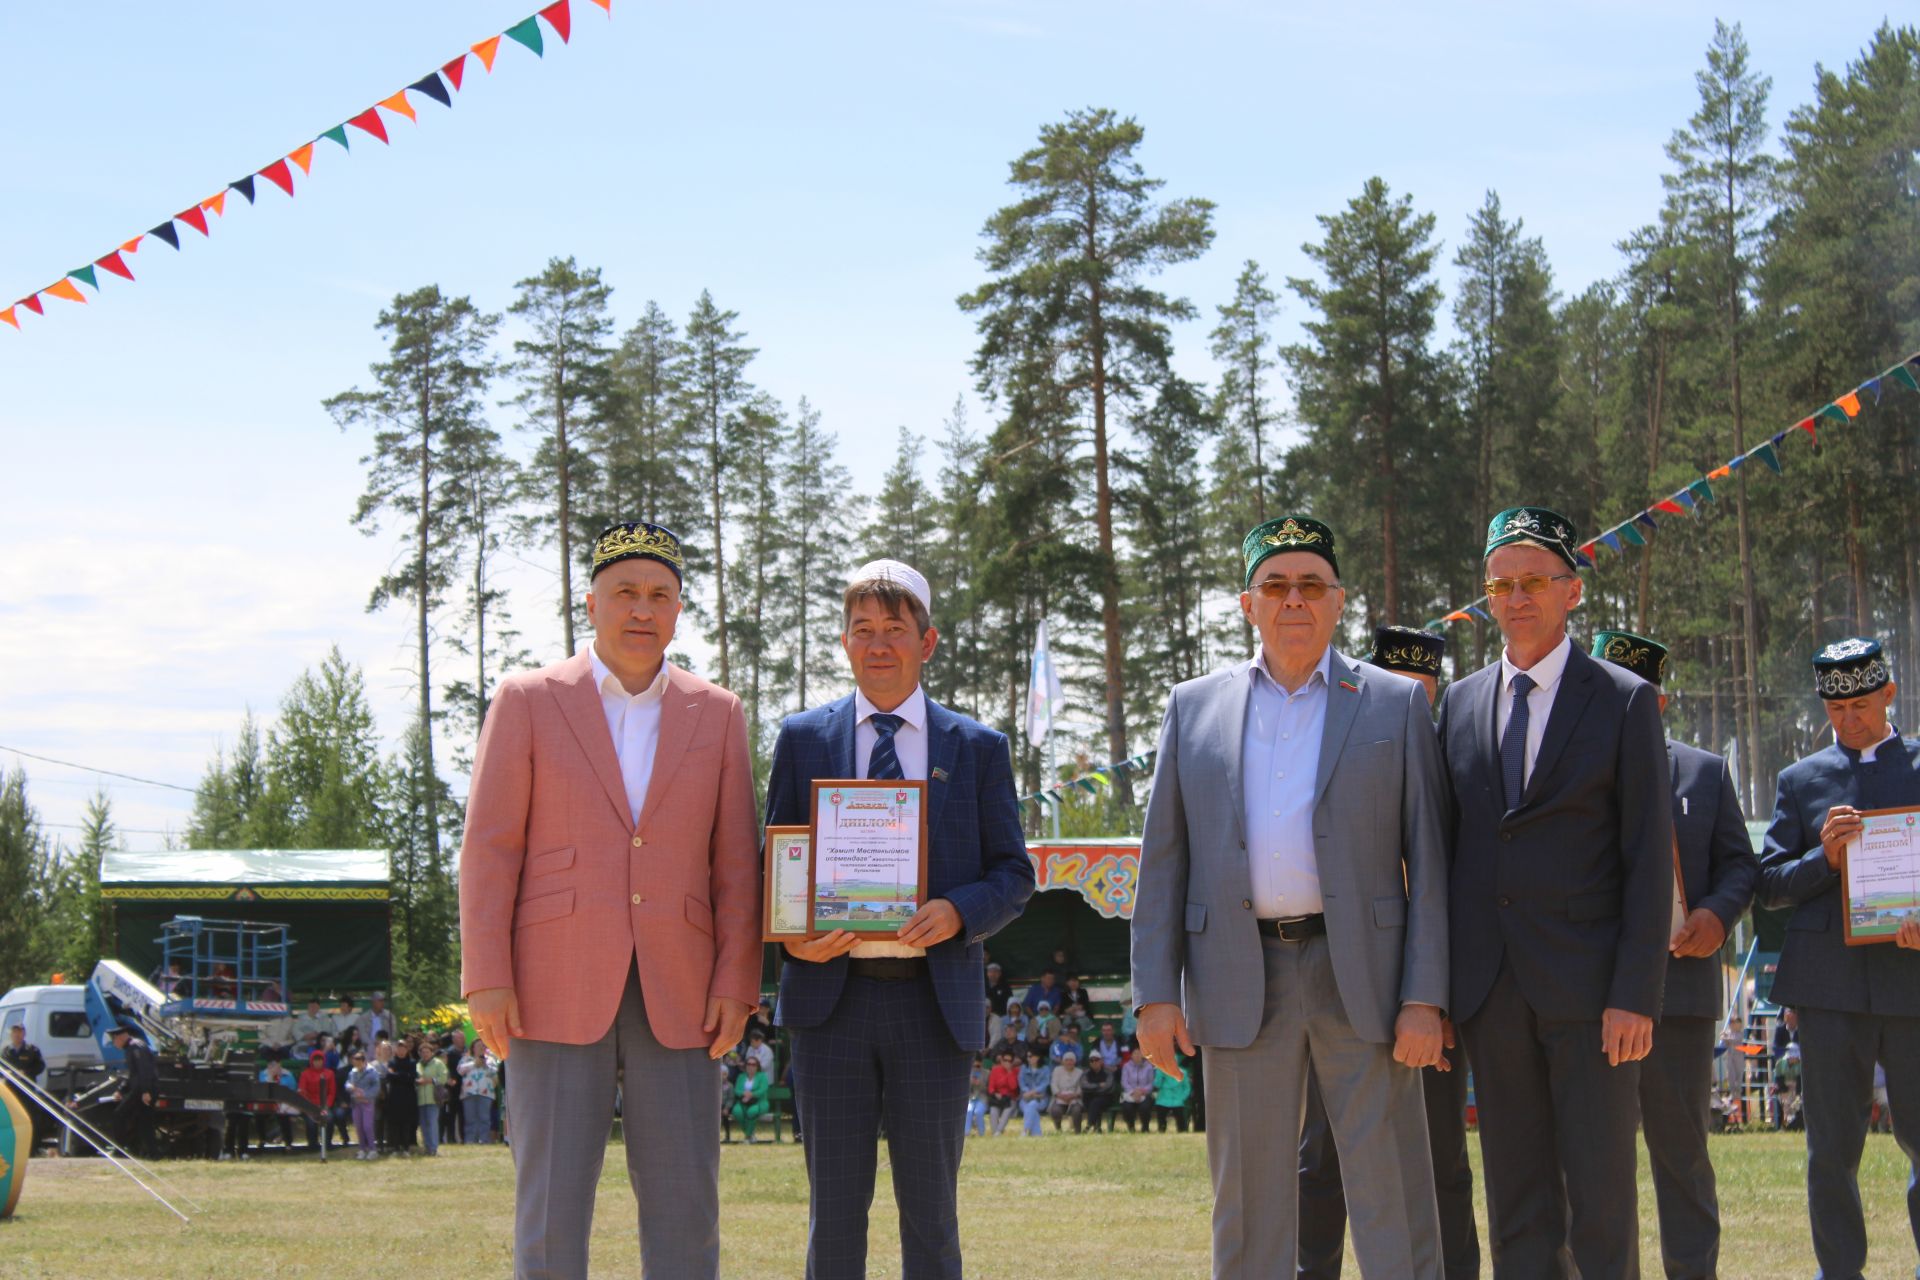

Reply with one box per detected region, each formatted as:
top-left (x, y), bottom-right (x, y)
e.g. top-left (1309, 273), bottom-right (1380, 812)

top-left (632, 835), bottom-right (645, 848)
top-left (1497, 896), bottom-right (1511, 907)
top-left (631, 893), bottom-right (643, 905)
top-left (1500, 832), bottom-right (1513, 842)
top-left (1241, 899), bottom-right (1252, 910)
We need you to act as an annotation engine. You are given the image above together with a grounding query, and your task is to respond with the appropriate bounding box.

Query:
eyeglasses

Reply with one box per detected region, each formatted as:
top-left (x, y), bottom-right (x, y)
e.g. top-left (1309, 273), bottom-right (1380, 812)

top-left (1252, 577), bottom-right (1338, 601)
top-left (1483, 573), bottom-right (1574, 598)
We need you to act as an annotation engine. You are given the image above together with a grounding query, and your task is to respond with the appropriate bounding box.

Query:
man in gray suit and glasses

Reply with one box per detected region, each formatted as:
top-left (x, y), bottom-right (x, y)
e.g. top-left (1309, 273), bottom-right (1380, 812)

top-left (1133, 514), bottom-right (1451, 1280)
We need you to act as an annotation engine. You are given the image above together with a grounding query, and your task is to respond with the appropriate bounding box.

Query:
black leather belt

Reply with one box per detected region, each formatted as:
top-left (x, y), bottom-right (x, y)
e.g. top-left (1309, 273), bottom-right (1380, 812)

top-left (1257, 914), bottom-right (1326, 942)
top-left (847, 956), bottom-right (928, 980)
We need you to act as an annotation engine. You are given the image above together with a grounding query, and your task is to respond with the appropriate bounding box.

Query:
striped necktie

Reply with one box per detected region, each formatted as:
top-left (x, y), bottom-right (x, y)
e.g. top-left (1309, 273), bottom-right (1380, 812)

top-left (867, 712), bottom-right (905, 780)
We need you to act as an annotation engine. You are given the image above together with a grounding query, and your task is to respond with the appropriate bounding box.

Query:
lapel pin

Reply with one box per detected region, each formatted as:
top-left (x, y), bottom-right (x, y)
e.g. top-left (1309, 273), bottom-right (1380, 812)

top-left (1338, 680), bottom-right (1359, 693)
top-left (931, 766), bottom-right (949, 782)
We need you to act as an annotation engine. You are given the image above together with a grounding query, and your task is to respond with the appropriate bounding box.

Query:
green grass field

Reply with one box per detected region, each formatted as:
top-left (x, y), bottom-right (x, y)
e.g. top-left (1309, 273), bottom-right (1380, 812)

top-left (6, 1129), bottom-right (1916, 1277)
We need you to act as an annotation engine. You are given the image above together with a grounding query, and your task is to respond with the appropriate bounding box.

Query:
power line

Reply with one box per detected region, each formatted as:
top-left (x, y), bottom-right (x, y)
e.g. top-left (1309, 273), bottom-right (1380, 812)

top-left (41, 821), bottom-right (178, 837)
top-left (0, 745), bottom-right (197, 793)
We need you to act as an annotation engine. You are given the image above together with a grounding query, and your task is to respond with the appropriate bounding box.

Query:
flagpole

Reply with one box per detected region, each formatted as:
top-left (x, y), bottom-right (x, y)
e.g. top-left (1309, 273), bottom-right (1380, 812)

top-left (1047, 732), bottom-right (1061, 840)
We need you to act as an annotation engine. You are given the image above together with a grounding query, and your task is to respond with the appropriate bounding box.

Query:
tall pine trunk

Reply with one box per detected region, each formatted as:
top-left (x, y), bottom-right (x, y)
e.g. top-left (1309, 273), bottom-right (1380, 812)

top-left (415, 357), bottom-right (439, 860)
top-left (1085, 201), bottom-right (1131, 802)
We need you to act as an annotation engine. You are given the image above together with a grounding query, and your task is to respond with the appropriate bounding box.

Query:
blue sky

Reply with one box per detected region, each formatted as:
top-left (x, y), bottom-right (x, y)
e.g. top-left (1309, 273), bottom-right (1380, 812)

top-left (0, 1), bottom-right (1899, 846)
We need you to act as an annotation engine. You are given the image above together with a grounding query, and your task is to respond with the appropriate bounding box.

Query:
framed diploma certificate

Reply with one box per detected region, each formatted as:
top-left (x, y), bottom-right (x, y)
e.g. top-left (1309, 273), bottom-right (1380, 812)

top-left (763, 826), bottom-right (813, 942)
top-left (1841, 806), bottom-right (1920, 946)
top-left (807, 779), bottom-right (930, 940)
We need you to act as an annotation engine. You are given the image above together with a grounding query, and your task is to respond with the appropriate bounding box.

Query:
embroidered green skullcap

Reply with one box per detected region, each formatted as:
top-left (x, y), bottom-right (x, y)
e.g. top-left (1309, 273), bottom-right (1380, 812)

top-left (1484, 506), bottom-right (1581, 571)
top-left (1590, 630), bottom-right (1668, 687)
top-left (1242, 515), bottom-right (1338, 589)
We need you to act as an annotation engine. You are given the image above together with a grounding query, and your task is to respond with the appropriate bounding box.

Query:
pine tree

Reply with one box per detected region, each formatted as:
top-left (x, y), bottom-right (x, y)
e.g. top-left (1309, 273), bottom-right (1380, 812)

top-left (602, 301), bottom-right (697, 533)
top-left (50, 790), bottom-right (115, 978)
top-left (861, 427), bottom-right (937, 567)
top-left (443, 423), bottom-right (527, 768)
top-left (185, 712), bottom-right (267, 848)
top-left (509, 257), bottom-right (616, 657)
top-left (678, 291), bottom-right (758, 686)
top-left (1209, 260), bottom-right (1281, 523)
top-left (961, 108), bottom-right (1215, 797)
top-left (0, 767), bottom-right (53, 990)
top-left (255, 648), bottom-right (387, 849)
top-left (728, 393), bottom-right (793, 761)
top-left (781, 397), bottom-right (859, 711)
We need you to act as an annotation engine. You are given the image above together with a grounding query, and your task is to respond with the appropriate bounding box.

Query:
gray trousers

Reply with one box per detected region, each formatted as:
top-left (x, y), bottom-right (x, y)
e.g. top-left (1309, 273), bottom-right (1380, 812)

top-left (1639, 1016), bottom-right (1719, 1280)
top-left (1796, 1005), bottom-right (1920, 1280)
top-left (1204, 933), bottom-right (1442, 1280)
top-left (508, 964), bottom-right (721, 1280)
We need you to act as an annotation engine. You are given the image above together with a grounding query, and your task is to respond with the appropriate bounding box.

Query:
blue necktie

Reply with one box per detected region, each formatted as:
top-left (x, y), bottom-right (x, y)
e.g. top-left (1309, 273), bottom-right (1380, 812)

top-left (1500, 673), bottom-right (1536, 809)
top-left (868, 713), bottom-right (905, 781)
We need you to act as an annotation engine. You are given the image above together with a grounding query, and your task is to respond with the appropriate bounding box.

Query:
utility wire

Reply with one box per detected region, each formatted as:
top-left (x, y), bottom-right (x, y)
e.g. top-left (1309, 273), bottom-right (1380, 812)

top-left (0, 744), bottom-right (197, 793)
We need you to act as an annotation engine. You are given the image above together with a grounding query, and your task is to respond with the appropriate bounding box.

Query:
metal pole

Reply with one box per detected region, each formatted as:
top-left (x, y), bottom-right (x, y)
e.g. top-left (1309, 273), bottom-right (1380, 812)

top-left (0, 1059), bottom-right (196, 1221)
top-left (0, 1056), bottom-right (203, 1211)
top-left (1047, 732), bottom-right (1061, 840)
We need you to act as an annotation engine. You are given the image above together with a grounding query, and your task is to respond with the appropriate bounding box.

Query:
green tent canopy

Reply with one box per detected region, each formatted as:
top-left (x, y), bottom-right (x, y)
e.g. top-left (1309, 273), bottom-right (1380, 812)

top-left (100, 849), bottom-right (391, 994)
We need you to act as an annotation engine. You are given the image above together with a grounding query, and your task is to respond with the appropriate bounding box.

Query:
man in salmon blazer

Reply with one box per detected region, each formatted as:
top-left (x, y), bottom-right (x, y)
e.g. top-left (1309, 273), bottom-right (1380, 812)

top-left (460, 521), bottom-right (761, 1280)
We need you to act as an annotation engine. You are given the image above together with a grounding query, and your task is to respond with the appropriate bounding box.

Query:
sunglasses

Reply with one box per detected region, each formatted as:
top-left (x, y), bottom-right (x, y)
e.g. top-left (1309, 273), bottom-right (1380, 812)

top-left (1251, 576), bottom-right (1338, 601)
top-left (1484, 573), bottom-right (1574, 598)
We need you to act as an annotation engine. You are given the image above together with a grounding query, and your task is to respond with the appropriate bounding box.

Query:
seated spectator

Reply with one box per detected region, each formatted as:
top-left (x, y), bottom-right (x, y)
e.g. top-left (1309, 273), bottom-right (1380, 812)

top-left (1029, 1002), bottom-right (1058, 1042)
top-left (1050, 1024), bottom-right (1084, 1066)
top-left (1045, 947), bottom-right (1073, 981)
top-left (730, 1057), bottom-right (770, 1142)
top-left (987, 1050), bottom-right (1020, 1135)
top-left (988, 1021), bottom-right (1027, 1067)
top-left (744, 997), bottom-right (775, 1047)
top-left (291, 999), bottom-right (331, 1053)
top-left (985, 962), bottom-right (1013, 1045)
top-left (1018, 1048), bottom-right (1051, 1137)
top-left (1089, 1023), bottom-right (1122, 1072)
top-left (1060, 974), bottom-right (1091, 1015)
top-left (1082, 1055), bottom-right (1117, 1133)
top-left (1024, 972), bottom-right (1065, 1017)
top-left (346, 1049), bottom-right (381, 1159)
top-left (1153, 1058), bottom-right (1191, 1132)
top-left (332, 995), bottom-right (360, 1039)
top-left (1001, 1002), bottom-right (1029, 1045)
top-left (256, 1057), bottom-right (297, 1149)
top-left (298, 1049), bottom-right (337, 1151)
top-left (744, 1028), bottom-right (776, 1077)
top-left (1120, 1052), bottom-right (1156, 1132)
top-left (460, 1044), bottom-right (497, 1143)
top-left (966, 1054), bottom-right (991, 1137)
top-left (1048, 1051), bottom-right (1086, 1132)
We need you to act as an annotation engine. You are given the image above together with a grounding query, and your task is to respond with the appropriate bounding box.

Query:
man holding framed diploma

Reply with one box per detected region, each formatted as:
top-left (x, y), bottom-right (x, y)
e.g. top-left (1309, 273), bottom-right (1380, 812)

top-left (765, 559), bottom-right (1034, 1280)
top-left (1758, 636), bottom-right (1920, 1279)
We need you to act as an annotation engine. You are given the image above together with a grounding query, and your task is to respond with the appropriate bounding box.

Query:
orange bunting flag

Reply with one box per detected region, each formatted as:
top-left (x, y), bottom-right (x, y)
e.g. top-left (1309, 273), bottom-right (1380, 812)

top-left (471, 35), bottom-right (502, 70)
top-left (201, 192), bottom-right (227, 217)
top-left (1708, 465), bottom-right (1732, 480)
top-left (95, 251), bottom-right (135, 281)
top-left (288, 142), bottom-right (315, 175)
top-left (590, 0), bottom-right (611, 10)
top-left (120, 236), bottom-right (142, 254)
top-left (45, 278), bottom-right (87, 304)
top-left (176, 205), bottom-right (211, 237)
top-left (0, 306), bottom-right (17, 330)
top-left (379, 90), bottom-right (417, 123)
top-left (1836, 391), bottom-right (1862, 418)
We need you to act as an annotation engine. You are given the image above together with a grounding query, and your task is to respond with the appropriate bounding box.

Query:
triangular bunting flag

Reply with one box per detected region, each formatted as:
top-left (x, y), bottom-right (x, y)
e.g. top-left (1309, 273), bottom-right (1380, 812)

top-left (1573, 547), bottom-right (1594, 568)
top-left (408, 72), bottom-right (452, 108)
top-left (67, 265), bottom-right (99, 291)
top-left (45, 278), bottom-right (87, 304)
top-left (1688, 479), bottom-right (1714, 504)
top-left (1655, 498), bottom-right (1686, 515)
top-left (120, 236), bottom-right (142, 254)
top-left (258, 159), bottom-right (295, 196)
top-left (1708, 464), bottom-right (1731, 480)
top-left (540, 0), bottom-right (572, 42)
top-left (21, 293), bottom-right (44, 315)
top-left (441, 54), bottom-right (467, 90)
top-left (1863, 378), bottom-right (1882, 404)
top-left (1817, 404), bottom-right (1849, 425)
top-left (175, 205), bottom-right (210, 237)
top-left (590, 0), bottom-right (611, 10)
top-left (1894, 365), bottom-right (1920, 393)
top-left (1771, 430), bottom-right (1789, 446)
top-left (379, 90), bottom-right (418, 123)
top-left (230, 175), bottom-right (257, 204)
top-left (148, 222), bottom-right (181, 250)
top-left (95, 251), bottom-right (134, 281)
top-left (505, 16), bottom-right (545, 55)
top-left (288, 143), bottom-right (315, 175)
top-left (1600, 531), bottom-right (1623, 554)
top-left (201, 191), bottom-right (227, 217)
top-left (1620, 523), bottom-right (1646, 547)
top-left (1635, 512), bottom-right (1658, 531)
top-left (1467, 604), bottom-right (1490, 621)
top-left (1672, 491), bottom-right (1697, 511)
top-left (1755, 443), bottom-right (1782, 474)
top-left (0, 306), bottom-right (18, 330)
top-left (1577, 543), bottom-right (1599, 563)
top-left (321, 124), bottom-right (350, 150)
top-left (471, 35), bottom-right (502, 70)
top-left (1797, 417), bottom-right (1818, 438)
top-left (1835, 391), bottom-right (1861, 418)
top-left (347, 108), bottom-right (390, 144)
top-left (1729, 454), bottom-right (1746, 470)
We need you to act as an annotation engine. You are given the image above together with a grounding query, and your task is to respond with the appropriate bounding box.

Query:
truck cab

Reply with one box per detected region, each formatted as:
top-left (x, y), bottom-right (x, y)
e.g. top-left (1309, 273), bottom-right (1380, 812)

top-left (0, 984), bottom-right (102, 1074)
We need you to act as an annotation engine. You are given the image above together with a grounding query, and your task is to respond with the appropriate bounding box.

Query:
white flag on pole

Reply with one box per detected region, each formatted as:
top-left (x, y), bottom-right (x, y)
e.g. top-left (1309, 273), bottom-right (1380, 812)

top-left (1026, 619), bottom-right (1065, 748)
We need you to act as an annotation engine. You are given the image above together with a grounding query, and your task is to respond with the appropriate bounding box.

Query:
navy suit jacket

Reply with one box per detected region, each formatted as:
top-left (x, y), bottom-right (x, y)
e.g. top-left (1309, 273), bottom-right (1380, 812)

top-left (1437, 644), bottom-right (1674, 1023)
top-left (1665, 739), bottom-right (1758, 1020)
top-left (766, 692), bottom-right (1036, 1051)
top-left (1757, 733), bottom-right (1920, 1017)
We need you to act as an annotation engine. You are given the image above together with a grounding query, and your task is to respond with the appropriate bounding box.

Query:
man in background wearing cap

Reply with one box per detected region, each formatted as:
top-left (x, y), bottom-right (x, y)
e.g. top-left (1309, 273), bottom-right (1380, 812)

top-left (1133, 516), bottom-right (1451, 1280)
top-left (767, 559), bottom-right (1034, 1280)
top-left (107, 1024), bottom-right (159, 1157)
top-left (1592, 630), bottom-right (1756, 1280)
top-left (459, 522), bottom-right (761, 1280)
top-left (1756, 636), bottom-right (1920, 1279)
top-left (1436, 507), bottom-right (1672, 1280)
top-left (1297, 624), bottom-right (1481, 1280)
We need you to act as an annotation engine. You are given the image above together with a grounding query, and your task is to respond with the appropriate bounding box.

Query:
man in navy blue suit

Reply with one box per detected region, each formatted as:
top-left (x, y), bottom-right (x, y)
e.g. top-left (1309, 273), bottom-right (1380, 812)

top-left (768, 558), bottom-right (1035, 1280)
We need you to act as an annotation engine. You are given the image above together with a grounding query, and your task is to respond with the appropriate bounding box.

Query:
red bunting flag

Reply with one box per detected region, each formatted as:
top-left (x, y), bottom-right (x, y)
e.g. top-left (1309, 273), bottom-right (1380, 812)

top-left (176, 205), bottom-right (210, 236)
top-left (0, 307), bottom-right (17, 330)
top-left (346, 108), bottom-right (390, 144)
top-left (471, 35), bottom-right (502, 70)
top-left (379, 90), bottom-right (417, 123)
top-left (1654, 498), bottom-right (1686, 516)
top-left (1836, 391), bottom-right (1862, 418)
top-left (1797, 416), bottom-right (1818, 440)
top-left (21, 294), bottom-right (44, 316)
top-left (45, 278), bottom-right (87, 304)
top-left (541, 1), bottom-right (572, 42)
top-left (259, 159), bottom-right (295, 196)
top-left (95, 251), bottom-right (135, 281)
top-left (441, 54), bottom-right (467, 90)
top-left (288, 143), bottom-right (315, 175)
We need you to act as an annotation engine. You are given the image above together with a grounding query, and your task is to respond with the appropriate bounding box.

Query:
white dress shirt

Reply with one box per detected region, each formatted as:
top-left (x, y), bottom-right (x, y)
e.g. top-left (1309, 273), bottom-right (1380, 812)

top-left (589, 646), bottom-right (669, 827)
top-left (1242, 648), bottom-right (1331, 918)
top-left (1856, 724), bottom-right (1898, 764)
top-left (1495, 635), bottom-right (1573, 791)
top-left (852, 684), bottom-right (929, 958)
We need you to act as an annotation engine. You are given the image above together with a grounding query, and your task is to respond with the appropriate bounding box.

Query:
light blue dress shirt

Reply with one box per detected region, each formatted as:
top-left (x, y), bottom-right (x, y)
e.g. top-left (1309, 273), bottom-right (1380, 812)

top-left (1242, 647), bottom-right (1331, 918)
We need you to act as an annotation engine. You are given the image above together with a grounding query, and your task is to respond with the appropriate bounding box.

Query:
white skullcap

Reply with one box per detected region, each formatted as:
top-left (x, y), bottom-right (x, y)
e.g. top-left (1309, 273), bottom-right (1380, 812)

top-left (850, 559), bottom-right (931, 615)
